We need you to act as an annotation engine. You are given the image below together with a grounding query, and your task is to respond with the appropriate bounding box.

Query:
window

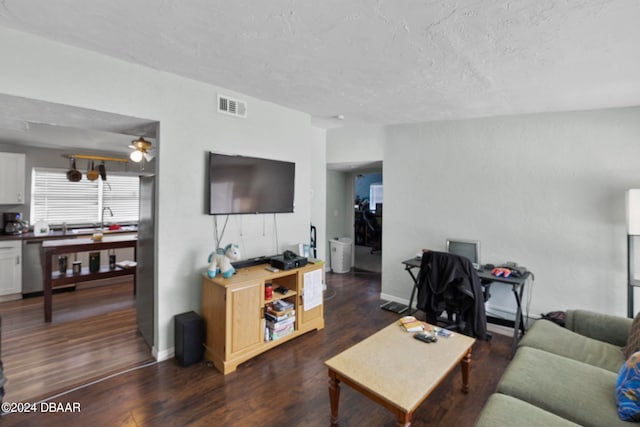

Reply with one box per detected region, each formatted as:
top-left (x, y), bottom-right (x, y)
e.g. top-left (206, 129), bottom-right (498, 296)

top-left (369, 184), bottom-right (383, 212)
top-left (31, 168), bottom-right (139, 226)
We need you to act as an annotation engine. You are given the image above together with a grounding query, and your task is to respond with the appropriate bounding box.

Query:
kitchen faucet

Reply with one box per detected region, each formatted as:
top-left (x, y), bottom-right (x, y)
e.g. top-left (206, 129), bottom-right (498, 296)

top-left (101, 207), bottom-right (113, 231)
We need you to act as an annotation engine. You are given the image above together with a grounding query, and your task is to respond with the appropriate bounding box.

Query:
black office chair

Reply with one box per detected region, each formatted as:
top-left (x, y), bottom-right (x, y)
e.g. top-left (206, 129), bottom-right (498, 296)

top-left (362, 210), bottom-right (381, 254)
top-left (416, 251), bottom-right (490, 340)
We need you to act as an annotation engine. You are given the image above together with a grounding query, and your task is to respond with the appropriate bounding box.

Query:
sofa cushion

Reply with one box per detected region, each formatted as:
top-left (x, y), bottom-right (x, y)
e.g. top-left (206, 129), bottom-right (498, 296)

top-left (566, 309), bottom-right (632, 347)
top-left (623, 312), bottom-right (640, 359)
top-left (519, 318), bottom-right (625, 373)
top-left (474, 394), bottom-right (580, 427)
top-left (497, 346), bottom-right (626, 427)
top-left (615, 351), bottom-right (640, 421)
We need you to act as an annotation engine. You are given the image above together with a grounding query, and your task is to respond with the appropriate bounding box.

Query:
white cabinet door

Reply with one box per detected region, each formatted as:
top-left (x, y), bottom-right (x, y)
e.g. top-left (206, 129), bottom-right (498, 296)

top-left (0, 152), bottom-right (26, 204)
top-left (0, 242), bottom-right (22, 296)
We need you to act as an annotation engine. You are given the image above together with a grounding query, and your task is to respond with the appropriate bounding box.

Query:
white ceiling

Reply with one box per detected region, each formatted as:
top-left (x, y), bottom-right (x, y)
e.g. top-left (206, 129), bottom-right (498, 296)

top-left (0, 0), bottom-right (639, 143)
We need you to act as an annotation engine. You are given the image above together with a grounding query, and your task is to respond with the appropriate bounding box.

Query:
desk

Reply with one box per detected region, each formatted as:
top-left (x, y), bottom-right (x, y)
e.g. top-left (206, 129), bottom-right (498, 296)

top-left (401, 257), bottom-right (530, 350)
top-left (41, 235), bottom-right (137, 322)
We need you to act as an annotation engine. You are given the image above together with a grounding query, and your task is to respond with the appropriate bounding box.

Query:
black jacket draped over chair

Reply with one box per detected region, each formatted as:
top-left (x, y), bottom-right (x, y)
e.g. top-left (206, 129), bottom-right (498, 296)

top-left (416, 251), bottom-right (488, 340)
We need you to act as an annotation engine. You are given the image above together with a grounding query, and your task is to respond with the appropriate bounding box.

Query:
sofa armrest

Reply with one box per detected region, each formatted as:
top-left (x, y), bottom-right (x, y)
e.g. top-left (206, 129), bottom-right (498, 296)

top-left (565, 309), bottom-right (632, 347)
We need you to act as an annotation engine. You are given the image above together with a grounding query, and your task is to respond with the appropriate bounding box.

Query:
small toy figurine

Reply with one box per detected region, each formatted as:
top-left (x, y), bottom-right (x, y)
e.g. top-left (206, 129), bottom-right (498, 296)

top-left (207, 243), bottom-right (241, 279)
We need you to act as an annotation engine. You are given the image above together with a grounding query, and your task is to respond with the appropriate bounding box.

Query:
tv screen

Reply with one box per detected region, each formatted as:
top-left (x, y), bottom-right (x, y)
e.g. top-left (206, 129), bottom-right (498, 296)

top-left (208, 152), bottom-right (295, 215)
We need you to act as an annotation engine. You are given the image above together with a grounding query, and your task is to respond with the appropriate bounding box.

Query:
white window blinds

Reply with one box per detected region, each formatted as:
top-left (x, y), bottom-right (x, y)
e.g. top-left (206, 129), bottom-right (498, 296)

top-left (103, 174), bottom-right (140, 224)
top-left (31, 168), bottom-right (140, 226)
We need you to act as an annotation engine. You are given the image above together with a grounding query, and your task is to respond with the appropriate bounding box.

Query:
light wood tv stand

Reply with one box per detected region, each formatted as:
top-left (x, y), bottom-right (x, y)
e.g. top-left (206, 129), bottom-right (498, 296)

top-left (201, 261), bottom-right (324, 374)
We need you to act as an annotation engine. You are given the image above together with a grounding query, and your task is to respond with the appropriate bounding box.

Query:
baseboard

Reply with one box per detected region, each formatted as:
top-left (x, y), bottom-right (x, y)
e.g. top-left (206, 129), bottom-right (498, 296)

top-left (379, 293), bottom-right (411, 307)
top-left (0, 292), bottom-right (22, 303)
top-left (154, 346), bottom-right (174, 362)
top-left (486, 304), bottom-right (539, 328)
top-left (486, 323), bottom-right (515, 337)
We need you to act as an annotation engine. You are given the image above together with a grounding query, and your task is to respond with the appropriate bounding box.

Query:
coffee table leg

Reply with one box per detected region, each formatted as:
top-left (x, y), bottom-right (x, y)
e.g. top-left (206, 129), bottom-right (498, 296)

top-left (395, 412), bottom-right (412, 427)
top-left (461, 348), bottom-right (472, 393)
top-left (328, 369), bottom-right (341, 424)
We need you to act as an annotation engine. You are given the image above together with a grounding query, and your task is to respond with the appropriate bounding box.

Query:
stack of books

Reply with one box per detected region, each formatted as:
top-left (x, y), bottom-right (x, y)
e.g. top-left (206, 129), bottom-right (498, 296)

top-left (265, 300), bottom-right (295, 341)
top-left (399, 315), bottom-right (425, 332)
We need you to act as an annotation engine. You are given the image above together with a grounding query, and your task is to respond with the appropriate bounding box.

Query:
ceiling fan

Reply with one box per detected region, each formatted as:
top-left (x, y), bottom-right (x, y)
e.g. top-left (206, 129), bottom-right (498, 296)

top-left (128, 136), bottom-right (156, 162)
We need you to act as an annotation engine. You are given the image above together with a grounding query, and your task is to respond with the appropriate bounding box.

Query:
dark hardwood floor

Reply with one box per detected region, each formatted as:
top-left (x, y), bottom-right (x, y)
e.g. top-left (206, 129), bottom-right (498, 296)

top-left (1, 271), bottom-right (511, 426)
top-left (1, 280), bottom-right (153, 403)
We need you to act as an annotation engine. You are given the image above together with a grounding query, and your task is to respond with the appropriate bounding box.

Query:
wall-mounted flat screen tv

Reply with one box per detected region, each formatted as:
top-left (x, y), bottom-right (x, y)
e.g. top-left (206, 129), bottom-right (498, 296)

top-left (208, 152), bottom-right (295, 215)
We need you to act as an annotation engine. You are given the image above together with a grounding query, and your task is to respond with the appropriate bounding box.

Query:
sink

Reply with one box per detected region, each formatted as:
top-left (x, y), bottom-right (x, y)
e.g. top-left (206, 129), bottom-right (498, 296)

top-left (70, 228), bottom-right (99, 234)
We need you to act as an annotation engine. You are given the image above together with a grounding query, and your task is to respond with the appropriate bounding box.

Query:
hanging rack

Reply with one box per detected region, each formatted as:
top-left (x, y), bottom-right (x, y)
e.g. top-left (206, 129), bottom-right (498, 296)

top-left (65, 154), bottom-right (130, 163)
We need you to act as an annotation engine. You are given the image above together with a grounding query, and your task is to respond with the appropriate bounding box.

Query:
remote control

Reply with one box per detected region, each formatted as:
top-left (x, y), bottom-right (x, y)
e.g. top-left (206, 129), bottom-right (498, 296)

top-left (265, 266), bottom-right (279, 272)
top-left (413, 332), bottom-right (437, 343)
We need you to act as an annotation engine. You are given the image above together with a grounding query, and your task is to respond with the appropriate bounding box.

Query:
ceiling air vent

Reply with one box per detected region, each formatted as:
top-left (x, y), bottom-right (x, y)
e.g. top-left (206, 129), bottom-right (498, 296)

top-left (218, 94), bottom-right (247, 118)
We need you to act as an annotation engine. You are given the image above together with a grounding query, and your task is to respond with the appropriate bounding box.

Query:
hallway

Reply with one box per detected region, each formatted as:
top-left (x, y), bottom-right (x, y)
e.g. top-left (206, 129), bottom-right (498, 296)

top-left (353, 244), bottom-right (381, 273)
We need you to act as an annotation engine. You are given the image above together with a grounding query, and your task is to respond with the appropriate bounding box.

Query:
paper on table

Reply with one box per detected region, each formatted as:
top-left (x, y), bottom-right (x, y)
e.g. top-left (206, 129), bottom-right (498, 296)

top-left (303, 268), bottom-right (322, 311)
top-left (116, 260), bottom-right (137, 268)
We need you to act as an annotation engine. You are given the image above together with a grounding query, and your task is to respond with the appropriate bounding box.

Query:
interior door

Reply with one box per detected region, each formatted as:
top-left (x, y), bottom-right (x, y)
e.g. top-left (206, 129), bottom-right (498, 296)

top-left (137, 175), bottom-right (155, 349)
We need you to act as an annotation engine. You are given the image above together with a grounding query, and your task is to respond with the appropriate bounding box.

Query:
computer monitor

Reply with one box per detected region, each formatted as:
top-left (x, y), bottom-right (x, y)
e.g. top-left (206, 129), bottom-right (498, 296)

top-left (446, 238), bottom-right (480, 269)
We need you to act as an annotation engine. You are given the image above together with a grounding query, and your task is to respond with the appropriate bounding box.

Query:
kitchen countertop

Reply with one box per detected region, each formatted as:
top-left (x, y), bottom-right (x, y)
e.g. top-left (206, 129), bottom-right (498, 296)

top-left (0, 226), bottom-right (138, 242)
top-left (42, 233), bottom-right (137, 248)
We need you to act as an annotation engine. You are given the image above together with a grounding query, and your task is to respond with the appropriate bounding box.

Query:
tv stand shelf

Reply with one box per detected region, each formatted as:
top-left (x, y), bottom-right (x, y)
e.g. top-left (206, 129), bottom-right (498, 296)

top-left (201, 261), bottom-right (324, 374)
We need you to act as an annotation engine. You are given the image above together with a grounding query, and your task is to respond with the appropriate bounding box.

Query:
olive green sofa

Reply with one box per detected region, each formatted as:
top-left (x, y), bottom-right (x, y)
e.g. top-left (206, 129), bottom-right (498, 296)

top-left (475, 310), bottom-right (633, 427)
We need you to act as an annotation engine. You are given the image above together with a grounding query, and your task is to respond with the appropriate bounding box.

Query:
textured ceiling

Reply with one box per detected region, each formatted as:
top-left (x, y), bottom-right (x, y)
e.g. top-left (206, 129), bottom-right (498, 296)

top-left (0, 0), bottom-right (639, 128)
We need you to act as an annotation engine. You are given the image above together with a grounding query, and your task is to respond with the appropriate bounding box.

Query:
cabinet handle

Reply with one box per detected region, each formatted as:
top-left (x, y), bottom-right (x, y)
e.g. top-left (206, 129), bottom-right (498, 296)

top-left (16, 255), bottom-right (20, 265)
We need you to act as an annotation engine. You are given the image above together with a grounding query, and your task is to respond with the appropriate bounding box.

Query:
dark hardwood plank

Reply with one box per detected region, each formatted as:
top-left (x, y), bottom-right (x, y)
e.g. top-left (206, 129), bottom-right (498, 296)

top-left (0, 281), bottom-right (152, 403)
top-left (1, 272), bottom-right (510, 426)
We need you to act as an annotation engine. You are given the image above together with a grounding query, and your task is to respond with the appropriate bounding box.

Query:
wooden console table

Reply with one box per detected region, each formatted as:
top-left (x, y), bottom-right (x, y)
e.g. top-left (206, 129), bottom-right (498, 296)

top-left (201, 261), bottom-right (325, 374)
top-left (41, 235), bottom-right (137, 322)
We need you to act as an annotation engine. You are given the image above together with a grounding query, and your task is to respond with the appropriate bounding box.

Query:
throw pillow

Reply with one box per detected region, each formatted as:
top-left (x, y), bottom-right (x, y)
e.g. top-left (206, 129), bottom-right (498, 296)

top-left (616, 351), bottom-right (640, 421)
top-left (624, 312), bottom-right (640, 360)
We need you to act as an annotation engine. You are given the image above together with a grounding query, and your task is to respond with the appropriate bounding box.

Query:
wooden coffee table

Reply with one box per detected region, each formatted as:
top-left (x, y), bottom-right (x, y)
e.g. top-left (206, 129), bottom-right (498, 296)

top-left (324, 321), bottom-right (475, 426)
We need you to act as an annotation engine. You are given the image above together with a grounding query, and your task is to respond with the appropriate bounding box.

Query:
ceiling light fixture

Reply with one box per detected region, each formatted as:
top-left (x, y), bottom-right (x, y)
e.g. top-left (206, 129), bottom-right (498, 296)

top-left (128, 136), bottom-right (154, 163)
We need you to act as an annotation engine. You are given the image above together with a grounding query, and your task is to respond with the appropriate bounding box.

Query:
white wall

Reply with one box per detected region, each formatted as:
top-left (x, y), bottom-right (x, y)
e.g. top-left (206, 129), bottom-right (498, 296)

top-left (325, 170), bottom-right (351, 266)
top-left (326, 125), bottom-right (385, 165)
top-left (382, 108), bottom-right (640, 318)
top-left (310, 127), bottom-right (327, 262)
top-left (0, 27), bottom-right (321, 358)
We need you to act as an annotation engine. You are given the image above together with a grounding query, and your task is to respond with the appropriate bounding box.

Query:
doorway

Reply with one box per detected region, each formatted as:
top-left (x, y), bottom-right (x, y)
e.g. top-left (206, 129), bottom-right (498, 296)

top-left (353, 172), bottom-right (382, 273)
top-left (0, 95), bottom-right (158, 401)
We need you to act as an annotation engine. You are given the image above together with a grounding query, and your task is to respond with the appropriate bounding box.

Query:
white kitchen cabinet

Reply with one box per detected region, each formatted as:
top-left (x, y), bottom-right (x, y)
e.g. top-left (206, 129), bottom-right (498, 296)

top-left (0, 152), bottom-right (26, 204)
top-left (0, 241), bottom-right (22, 300)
